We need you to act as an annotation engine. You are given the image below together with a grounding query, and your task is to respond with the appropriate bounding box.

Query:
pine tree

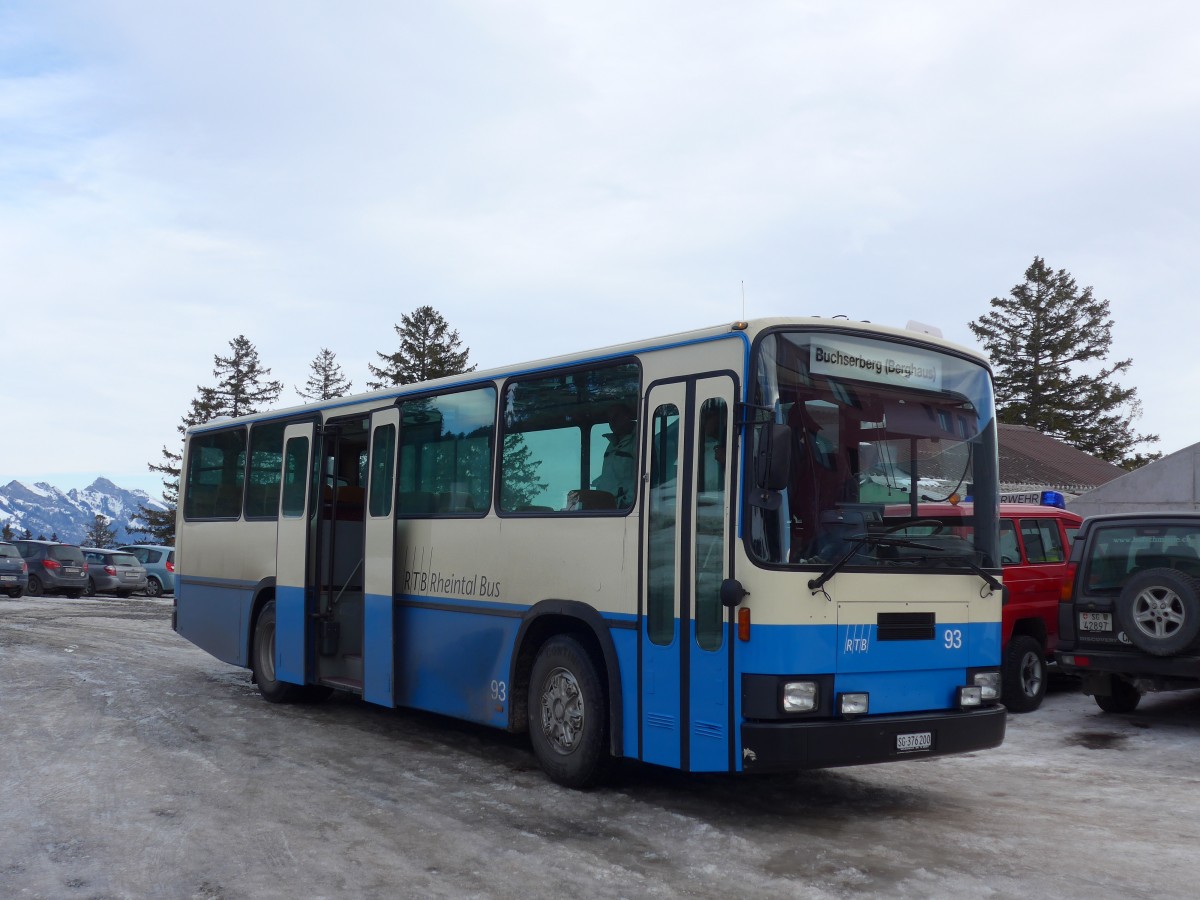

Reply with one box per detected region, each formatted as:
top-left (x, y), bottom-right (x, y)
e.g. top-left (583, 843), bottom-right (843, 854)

top-left (211, 335), bottom-right (284, 418)
top-left (1, 522), bottom-right (12, 541)
top-left (500, 433), bottom-right (548, 509)
top-left (297, 348), bottom-right (353, 401)
top-left (82, 514), bottom-right (118, 549)
top-left (134, 336), bottom-right (283, 544)
top-left (368, 306), bottom-right (475, 389)
top-left (968, 257), bottom-right (1159, 466)
top-left (21, 528), bottom-right (32, 540)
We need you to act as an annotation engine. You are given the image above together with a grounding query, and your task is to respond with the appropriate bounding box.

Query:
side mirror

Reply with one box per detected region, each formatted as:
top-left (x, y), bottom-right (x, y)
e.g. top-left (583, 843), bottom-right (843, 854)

top-left (754, 423), bottom-right (792, 491)
top-left (720, 578), bottom-right (748, 609)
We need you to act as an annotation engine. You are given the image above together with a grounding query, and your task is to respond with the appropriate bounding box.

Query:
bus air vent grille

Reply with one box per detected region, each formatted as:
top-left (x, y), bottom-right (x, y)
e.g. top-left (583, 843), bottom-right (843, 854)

top-left (876, 612), bottom-right (935, 641)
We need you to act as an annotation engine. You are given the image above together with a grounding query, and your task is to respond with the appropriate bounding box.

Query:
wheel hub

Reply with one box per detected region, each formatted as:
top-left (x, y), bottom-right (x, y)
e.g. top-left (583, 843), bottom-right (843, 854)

top-left (1133, 587), bottom-right (1185, 639)
top-left (539, 667), bottom-right (584, 756)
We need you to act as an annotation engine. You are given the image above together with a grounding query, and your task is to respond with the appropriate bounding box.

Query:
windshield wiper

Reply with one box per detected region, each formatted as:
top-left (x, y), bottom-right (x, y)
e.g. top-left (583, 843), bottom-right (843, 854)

top-left (807, 533), bottom-right (941, 594)
top-left (912, 553), bottom-right (1003, 595)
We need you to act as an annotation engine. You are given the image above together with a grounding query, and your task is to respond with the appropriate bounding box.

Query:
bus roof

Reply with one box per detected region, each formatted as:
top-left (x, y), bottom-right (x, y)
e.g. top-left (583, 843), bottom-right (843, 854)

top-left (187, 316), bottom-right (991, 434)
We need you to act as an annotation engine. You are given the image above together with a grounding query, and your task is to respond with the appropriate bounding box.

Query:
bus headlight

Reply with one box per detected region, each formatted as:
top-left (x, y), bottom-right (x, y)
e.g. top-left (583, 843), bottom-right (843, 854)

top-left (782, 681), bottom-right (818, 712)
top-left (972, 671), bottom-right (1001, 703)
top-left (839, 692), bottom-right (869, 716)
top-left (958, 686), bottom-right (983, 708)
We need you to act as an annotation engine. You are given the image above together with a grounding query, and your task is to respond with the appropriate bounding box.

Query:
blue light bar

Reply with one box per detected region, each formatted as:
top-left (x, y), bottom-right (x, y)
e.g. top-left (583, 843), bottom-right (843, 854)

top-left (1040, 490), bottom-right (1066, 509)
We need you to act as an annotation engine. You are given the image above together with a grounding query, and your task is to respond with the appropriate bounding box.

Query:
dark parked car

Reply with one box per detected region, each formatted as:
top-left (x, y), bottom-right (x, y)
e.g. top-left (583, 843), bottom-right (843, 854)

top-left (1056, 513), bottom-right (1200, 712)
top-left (81, 548), bottom-right (149, 598)
top-left (13, 540), bottom-right (88, 598)
top-left (0, 541), bottom-right (29, 598)
top-left (117, 544), bottom-right (175, 597)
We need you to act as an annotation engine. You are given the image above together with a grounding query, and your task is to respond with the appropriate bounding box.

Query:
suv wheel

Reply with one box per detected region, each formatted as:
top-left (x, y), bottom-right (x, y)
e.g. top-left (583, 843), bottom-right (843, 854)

top-left (1116, 568), bottom-right (1200, 657)
top-left (1094, 676), bottom-right (1141, 713)
top-left (26, 574), bottom-right (43, 597)
top-left (1002, 634), bottom-right (1047, 713)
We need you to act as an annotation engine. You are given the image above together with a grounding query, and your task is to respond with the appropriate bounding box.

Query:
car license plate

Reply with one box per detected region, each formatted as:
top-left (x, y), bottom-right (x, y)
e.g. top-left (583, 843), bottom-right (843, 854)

top-left (1080, 612), bottom-right (1112, 632)
top-left (896, 731), bottom-right (932, 752)
top-left (0, 575), bottom-right (14, 582)
top-left (64, 567), bottom-right (79, 575)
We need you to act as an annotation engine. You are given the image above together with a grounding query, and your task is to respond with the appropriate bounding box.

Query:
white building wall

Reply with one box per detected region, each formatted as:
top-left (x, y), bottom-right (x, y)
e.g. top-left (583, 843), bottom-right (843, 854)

top-left (1068, 444), bottom-right (1200, 517)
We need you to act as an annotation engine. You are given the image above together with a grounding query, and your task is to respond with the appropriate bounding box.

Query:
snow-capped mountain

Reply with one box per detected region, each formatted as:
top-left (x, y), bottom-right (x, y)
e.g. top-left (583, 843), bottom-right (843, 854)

top-left (0, 479), bottom-right (167, 545)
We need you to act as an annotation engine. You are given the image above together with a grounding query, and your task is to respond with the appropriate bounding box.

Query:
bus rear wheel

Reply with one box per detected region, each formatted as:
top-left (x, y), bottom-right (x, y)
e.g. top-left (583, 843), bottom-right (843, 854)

top-left (252, 600), bottom-right (304, 703)
top-left (528, 635), bottom-right (609, 788)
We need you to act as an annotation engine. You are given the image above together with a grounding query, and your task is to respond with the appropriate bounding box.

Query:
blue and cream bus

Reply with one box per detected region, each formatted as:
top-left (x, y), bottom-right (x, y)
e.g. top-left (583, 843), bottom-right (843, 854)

top-left (174, 318), bottom-right (1006, 786)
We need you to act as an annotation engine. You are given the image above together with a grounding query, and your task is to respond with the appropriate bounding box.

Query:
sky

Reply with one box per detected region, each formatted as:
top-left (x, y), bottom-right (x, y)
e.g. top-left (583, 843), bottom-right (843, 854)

top-left (2, 1), bottom-right (1198, 499)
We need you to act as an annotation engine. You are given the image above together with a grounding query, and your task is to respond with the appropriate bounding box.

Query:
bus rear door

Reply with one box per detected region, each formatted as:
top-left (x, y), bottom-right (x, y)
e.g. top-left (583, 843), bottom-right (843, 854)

top-left (276, 421), bottom-right (316, 685)
top-left (362, 407), bottom-right (399, 706)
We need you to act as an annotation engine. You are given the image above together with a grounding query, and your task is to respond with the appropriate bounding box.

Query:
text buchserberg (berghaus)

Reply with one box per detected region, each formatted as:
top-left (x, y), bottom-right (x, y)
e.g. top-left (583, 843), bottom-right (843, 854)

top-left (814, 346), bottom-right (936, 382)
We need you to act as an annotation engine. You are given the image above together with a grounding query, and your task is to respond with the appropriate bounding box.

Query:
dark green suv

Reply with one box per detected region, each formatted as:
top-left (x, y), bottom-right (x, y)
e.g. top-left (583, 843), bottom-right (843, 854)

top-left (1056, 513), bottom-right (1200, 712)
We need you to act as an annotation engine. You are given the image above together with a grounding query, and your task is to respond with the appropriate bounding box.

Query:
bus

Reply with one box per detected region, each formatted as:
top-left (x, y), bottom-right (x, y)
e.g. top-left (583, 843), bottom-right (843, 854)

top-left (174, 318), bottom-right (1006, 787)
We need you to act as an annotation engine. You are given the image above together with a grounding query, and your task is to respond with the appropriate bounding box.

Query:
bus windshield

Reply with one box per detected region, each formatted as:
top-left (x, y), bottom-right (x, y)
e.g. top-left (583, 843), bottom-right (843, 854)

top-left (747, 330), bottom-right (1000, 570)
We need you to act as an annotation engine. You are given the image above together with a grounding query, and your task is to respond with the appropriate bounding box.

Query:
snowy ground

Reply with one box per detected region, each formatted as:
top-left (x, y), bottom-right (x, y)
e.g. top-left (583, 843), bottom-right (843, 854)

top-left (2, 594), bottom-right (1199, 900)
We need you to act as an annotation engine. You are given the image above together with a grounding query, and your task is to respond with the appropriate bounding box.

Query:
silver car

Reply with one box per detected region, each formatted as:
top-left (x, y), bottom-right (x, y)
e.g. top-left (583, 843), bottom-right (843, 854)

top-left (81, 548), bottom-right (148, 598)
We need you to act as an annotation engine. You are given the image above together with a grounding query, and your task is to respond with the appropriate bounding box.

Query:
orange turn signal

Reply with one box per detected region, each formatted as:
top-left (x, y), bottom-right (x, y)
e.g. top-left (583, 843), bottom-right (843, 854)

top-left (737, 607), bottom-right (751, 641)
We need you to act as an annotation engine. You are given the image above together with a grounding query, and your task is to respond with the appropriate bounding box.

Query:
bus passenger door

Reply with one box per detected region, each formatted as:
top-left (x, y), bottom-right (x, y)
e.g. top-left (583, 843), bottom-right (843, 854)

top-left (641, 382), bottom-right (686, 769)
top-left (276, 422), bottom-right (316, 685)
top-left (640, 375), bottom-right (736, 771)
top-left (362, 407), bottom-right (400, 707)
top-left (688, 377), bottom-right (735, 772)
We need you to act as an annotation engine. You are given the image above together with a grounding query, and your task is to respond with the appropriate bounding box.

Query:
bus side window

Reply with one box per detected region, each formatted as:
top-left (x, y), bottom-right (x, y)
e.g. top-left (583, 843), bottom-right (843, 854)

top-left (500, 361), bottom-right (641, 514)
top-left (398, 387), bottom-right (496, 518)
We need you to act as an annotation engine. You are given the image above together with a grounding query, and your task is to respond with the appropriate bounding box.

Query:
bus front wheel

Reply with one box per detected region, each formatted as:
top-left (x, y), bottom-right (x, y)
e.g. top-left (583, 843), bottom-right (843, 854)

top-left (528, 635), bottom-right (610, 788)
top-left (252, 600), bottom-right (303, 703)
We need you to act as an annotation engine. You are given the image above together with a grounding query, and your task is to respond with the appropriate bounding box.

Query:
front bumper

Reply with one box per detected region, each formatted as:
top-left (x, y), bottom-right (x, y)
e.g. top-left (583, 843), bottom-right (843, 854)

top-left (740, 705), bottom-right (1007, 772)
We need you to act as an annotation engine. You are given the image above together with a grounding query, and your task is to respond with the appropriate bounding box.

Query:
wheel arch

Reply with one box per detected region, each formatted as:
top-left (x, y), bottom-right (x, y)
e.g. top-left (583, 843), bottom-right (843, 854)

top-left (509, 599), bottom-right (625, 758)
top-left (1006, 616), bottom-right (1047, 648)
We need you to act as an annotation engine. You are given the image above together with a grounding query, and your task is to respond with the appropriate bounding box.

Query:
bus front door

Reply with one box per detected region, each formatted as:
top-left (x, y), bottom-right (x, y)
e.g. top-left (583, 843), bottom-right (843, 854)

top-left (640, 375), bottom-right (736, 771)
top-left (362, 407), bottom-right (400, 707)
top-left (275, 421), bottom-right (317, 685)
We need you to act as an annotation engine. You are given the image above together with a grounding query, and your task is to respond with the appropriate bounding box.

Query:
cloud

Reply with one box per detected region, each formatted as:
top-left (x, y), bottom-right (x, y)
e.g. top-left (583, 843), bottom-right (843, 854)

top-left (1, 1), bottom-right (1198, 493)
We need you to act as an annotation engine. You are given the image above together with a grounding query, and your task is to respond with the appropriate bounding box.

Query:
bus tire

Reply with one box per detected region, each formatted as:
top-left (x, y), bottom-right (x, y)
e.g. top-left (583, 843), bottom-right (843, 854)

top-left (1094, 676), bottom-right (1141, 713)
top-left (1116, 569), bottom-right (1200, 657)
top-left (251, 600), bottom-right (303, 703)
top-left (1002, 634), bottom-right (1047, 713)
top-left (528, 635), bottom-right (610, 788)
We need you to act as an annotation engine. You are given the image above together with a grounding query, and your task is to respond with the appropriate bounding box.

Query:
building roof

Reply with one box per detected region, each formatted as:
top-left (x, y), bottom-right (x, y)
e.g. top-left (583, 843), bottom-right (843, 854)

top-left (997, 424), bottom-right (1126, 493)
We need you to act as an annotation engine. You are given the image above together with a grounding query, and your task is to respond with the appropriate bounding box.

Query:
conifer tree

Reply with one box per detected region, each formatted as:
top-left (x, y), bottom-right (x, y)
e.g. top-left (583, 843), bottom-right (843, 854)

top-left (211, 335), bottom-right (284, 418)
top-left (297, 348), bottom-right (353, 401)
top-left (1, 522), bottom-right (12, 542)
top-left (968, 257), bottom-right (1158, 466)
top-left (500, 433), bottom-right (549, 509)
top-left (82, 514), bottom-right (117, 549)
top-left (134, 336), bottom-right (283, 544)
top-left (368, 306), bottom-right (475, 389)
